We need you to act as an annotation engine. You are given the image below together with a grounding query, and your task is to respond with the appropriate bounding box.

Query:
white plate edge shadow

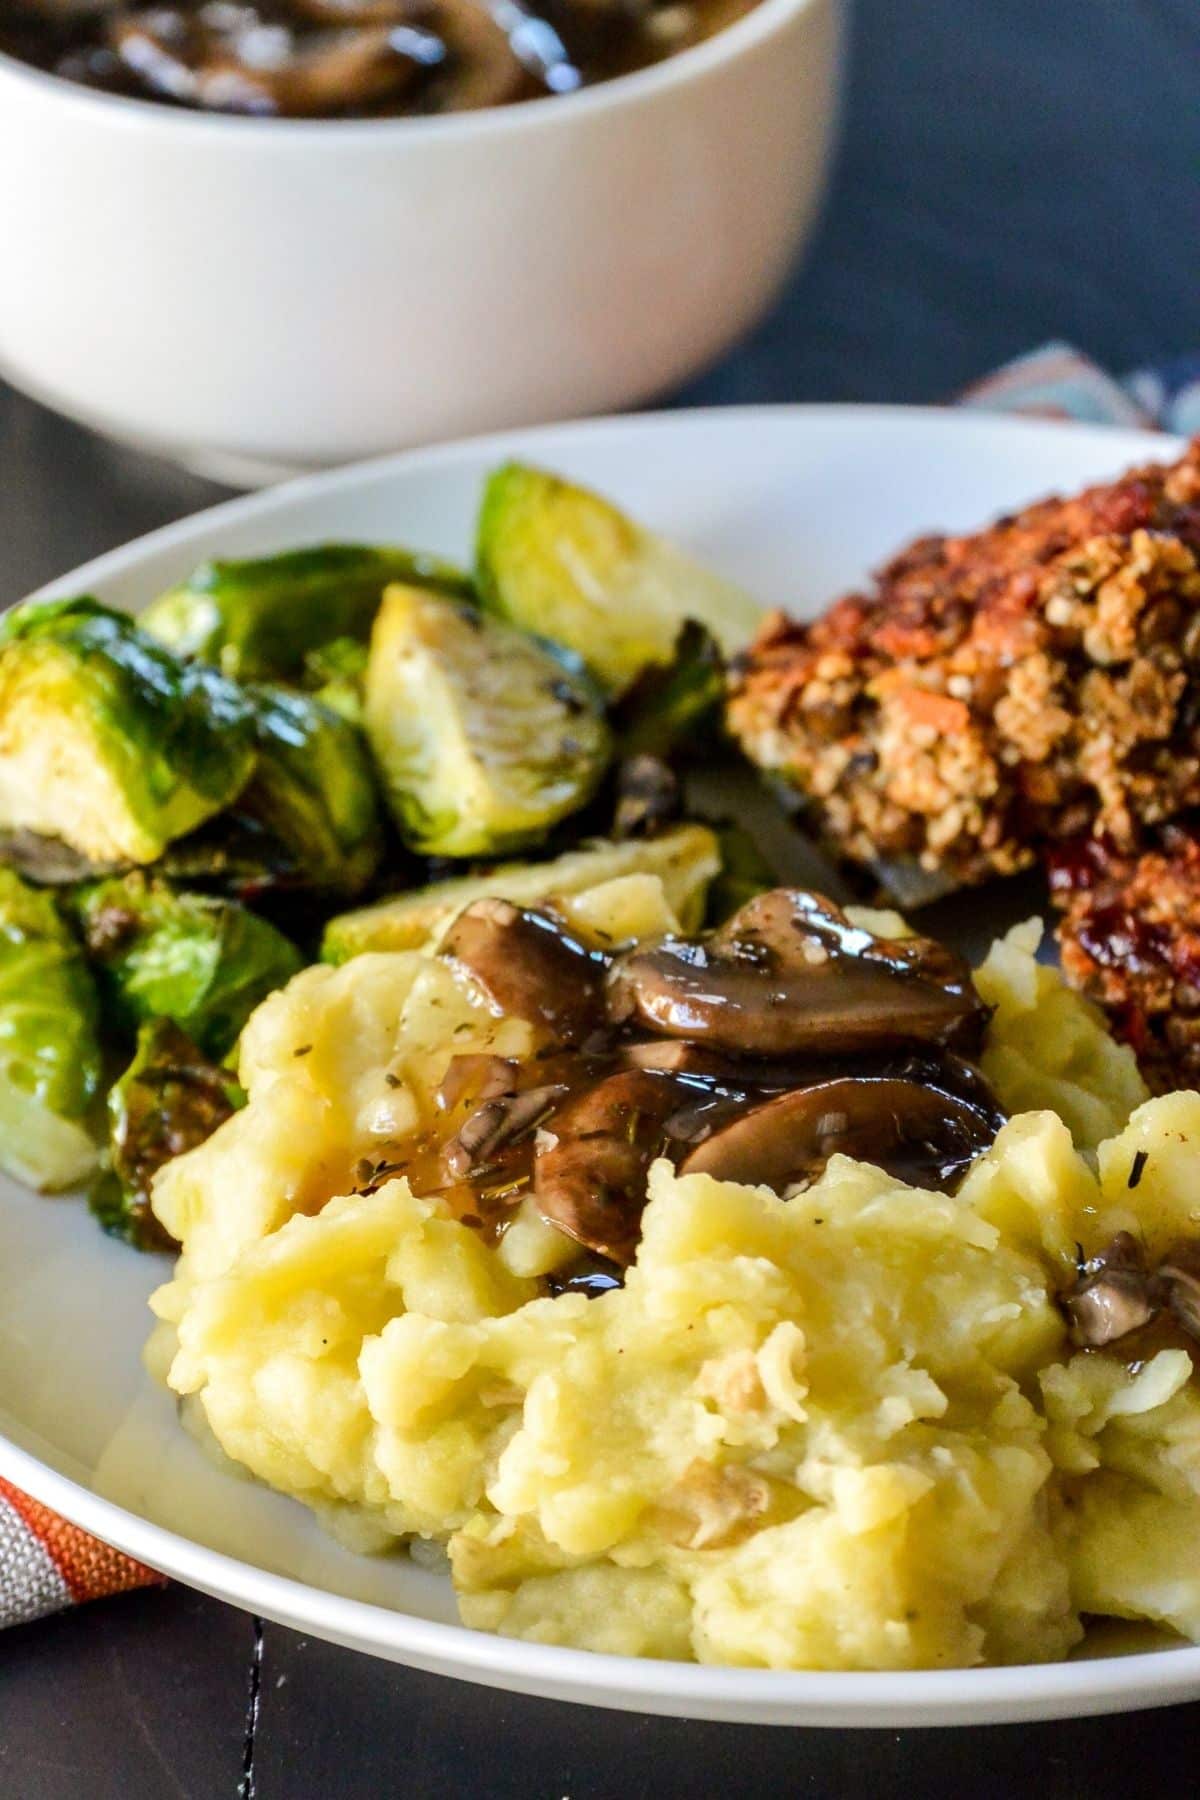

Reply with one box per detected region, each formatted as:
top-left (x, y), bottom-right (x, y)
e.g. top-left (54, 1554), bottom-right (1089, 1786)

top-left (2, 403), bottom-right (1197, 1727)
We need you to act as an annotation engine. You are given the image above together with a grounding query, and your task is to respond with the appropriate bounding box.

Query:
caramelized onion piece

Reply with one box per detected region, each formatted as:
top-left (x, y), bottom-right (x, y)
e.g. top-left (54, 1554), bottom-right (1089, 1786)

top-left (613, 755), bottom-right (681, 841)
top-left (607, 889), bottom-right (988, 1059)
top-left (436, 1052), bottom-right (518, 1114)
top-left (1062, 1233), bottom-right (1160, 1348)
top-left (533, 1067), bottom-right (681, 1264)
top-left (441, 898), bottom-right (608, 1046)
top-left (443, 1082), bottom-right (566, 1180)
top-left (677, 1070), bottom-right (1000, 1194)
top-left (621, 1039), bottom-right (738, 1078)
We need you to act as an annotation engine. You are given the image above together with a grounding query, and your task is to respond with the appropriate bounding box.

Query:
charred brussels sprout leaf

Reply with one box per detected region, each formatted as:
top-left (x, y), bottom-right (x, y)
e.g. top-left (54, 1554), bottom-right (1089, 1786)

top-left (301, 636), bottom-right (369, 726)
top-left (476, 464), bottom-right (761, 695)
top-left (322, 823), bottom-right (721, 961)
top-left (237, 685), bottom-right (382, 894)
top-left (0, 868), bottom-right (102, 1190)
top-left (158, 811), bottom-right (308, 898)
top-left (76, 873), bottom-right (302, 1057)
top-left (0, 596), bottom-right (256, 866)
top-left (141, 544), bottom-right (472, 681)
top-left (90, 1019), bottom-right (244, 1251)
top-left (365, 585), bottom-right (610, 859)
top-left (610, 620), bottom-right (725, 761)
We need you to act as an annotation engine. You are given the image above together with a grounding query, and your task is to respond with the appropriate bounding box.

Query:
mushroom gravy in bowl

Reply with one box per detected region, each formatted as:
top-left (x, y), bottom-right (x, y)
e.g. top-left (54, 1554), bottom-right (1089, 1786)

top-left (0, 0), bottom-right (759, 118)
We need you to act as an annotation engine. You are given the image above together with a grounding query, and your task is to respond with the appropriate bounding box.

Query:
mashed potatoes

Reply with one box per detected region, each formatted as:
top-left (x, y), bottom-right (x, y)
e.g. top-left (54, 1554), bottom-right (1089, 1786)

top-left (147, 878), bottom-right (1200, 1669)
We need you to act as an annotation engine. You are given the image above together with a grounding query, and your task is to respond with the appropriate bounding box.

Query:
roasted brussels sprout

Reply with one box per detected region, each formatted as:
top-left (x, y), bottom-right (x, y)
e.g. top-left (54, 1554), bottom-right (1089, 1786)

top-left (0, 868), bottom-right (102, 1190)
top-left (90, 1019), bottom-right (244, 1251)
top-left (0, 596), bottom-right (256, 866)
top-left (476, 464), bottom-right (761, 694)
top-left (301, 636), bottom-right (369, 726)
top-left (364, 584), bottom-right (610, 859)
top-left (76, 873), bottom-right (303, 1057)
top-left (321, 822), bottom-right (721, 960)
top-left (141, 543), bottom-right (472, 681)
top-left (239, 685), bottom-right (382, 894)
top-left (610, 620), bottom-right (725, 761)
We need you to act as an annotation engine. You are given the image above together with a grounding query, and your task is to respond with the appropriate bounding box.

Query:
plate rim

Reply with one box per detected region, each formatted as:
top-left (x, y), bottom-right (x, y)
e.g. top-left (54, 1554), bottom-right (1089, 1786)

top-left (23, 403), bottom-right (1185, 609)
top-left (4, 401), bottom-right (1196, 1725)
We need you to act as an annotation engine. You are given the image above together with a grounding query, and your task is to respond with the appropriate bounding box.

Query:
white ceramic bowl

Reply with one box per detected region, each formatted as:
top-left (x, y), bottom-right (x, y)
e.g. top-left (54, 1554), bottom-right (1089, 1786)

top-left (0, 0), bottom-right (842, 483)
top-left (2, 405), bottom-right (1197, 1726)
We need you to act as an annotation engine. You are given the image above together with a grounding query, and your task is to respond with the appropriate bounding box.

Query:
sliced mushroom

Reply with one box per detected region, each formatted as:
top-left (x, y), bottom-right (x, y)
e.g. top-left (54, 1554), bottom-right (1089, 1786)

top-left (1062, 1233), bottom-right (1160, 1348)
top-left (606, 888), bottom-right (988, 1059)
top-left (290, 0), bottom-right (426, 24)
top-left (533, 1067), bottom-right (682, 1264)
top-left (677, 1072), bottom-right (999, 1194)
top-left (109, 3), bottom-right (446, 115)
top-left (1157, 1241), bottom-right (1200, 1341)
top-left (441, 897), bottom-right (609, 1046)
top-left (426, 0), bottom-right (531, 107)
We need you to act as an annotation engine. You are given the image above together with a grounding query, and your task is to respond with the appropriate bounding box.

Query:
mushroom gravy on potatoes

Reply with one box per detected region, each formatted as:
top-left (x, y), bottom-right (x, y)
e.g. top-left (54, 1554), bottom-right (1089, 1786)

top-left (148, 882), bottom-right (1200, 1670)
top-left (0, 0), bottom-right (758, 117)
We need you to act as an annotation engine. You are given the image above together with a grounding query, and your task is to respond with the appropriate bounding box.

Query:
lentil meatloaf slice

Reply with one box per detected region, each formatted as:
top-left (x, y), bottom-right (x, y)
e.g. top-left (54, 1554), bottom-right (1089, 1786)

top-left (1048, 823), bottom-right (1200, 1094)
top-left (727, 440), bottom-right (1200, 897)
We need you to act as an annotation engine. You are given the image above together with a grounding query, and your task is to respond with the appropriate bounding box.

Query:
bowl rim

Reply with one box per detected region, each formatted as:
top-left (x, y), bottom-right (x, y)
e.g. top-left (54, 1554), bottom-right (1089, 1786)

top-left (0, 0), bottom-right (828, 143)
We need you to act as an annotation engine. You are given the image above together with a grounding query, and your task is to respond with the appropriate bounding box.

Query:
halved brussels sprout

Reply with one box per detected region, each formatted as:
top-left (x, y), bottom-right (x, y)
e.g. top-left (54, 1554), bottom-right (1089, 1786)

top-left (301, 636), bottom-right (369, 726)
top-left (0, 868), bottom-right (102, 1190)
top-left (0, 596), bottom-right (256, 866)
top-left (475, 464), bottom-right (762, 695)
top-left (141, 544), bottom-right (472, 681)
top-left (365, 585), bottom-right (610, 859)
top-left (321, 822), bottom-right (720, 961)
top-left (240, 685), bottom-right (382, 894)
top-left (611, 620), bottom-right (725, 761)
top-left (75, 873), bottom-right (303, 1057)
top-left (90, 1018), bottom-right (244, 1251)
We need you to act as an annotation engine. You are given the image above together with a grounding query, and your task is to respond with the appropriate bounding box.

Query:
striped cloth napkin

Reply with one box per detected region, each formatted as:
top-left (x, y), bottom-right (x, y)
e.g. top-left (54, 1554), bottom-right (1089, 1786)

top-left (3, 339), bottom-right (1198, 1633)
top-left (1, 1476), bottom-right (164, 1627)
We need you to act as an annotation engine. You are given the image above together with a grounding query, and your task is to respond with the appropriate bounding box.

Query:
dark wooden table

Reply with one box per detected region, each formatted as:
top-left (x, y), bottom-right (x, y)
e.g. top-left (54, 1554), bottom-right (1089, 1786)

top-left (2, 1), bottom-right (1198, 1792)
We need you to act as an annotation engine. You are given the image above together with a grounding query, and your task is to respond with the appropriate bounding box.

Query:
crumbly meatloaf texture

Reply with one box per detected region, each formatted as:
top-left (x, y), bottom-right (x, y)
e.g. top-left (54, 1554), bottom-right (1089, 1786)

top-left (1048, 824), bottom-right (1200, 1093)
top-left (727, 441), bottom-right (1200, 890)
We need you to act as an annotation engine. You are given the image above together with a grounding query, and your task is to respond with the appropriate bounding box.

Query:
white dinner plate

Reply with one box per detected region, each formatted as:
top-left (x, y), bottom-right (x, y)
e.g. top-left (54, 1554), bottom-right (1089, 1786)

top-left (1, 405), bottom-right (1193, 1728)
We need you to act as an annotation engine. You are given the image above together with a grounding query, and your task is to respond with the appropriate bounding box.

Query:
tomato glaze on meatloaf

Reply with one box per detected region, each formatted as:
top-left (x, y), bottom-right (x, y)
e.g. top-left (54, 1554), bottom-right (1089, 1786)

top-left (727, 441), bottom-right (1200, 896)
top-left (1047, 821), bottom-right (1200, 1093)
